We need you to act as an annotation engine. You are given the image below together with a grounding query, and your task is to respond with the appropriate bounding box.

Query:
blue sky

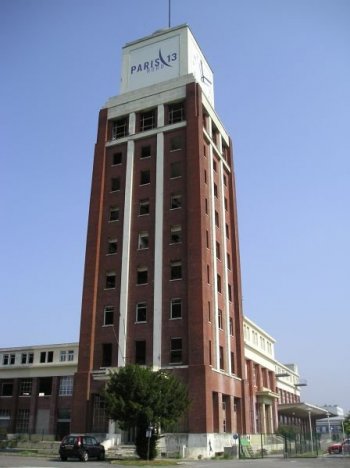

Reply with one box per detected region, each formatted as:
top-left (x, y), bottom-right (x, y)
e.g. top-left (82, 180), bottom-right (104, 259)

top-left (1, 0), bottom-right (349, 412)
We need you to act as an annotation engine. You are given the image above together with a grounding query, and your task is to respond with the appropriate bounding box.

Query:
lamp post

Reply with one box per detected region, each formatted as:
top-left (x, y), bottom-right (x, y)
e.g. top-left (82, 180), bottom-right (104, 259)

top-left (327, 412), bottom-right (332, 441)
top-left (308, 410), bottom-right (314, 453)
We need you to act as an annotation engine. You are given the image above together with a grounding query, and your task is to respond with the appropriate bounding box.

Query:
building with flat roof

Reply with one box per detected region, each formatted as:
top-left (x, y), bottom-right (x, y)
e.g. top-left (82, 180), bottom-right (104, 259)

top-left (0, 343), bottom-right (77, 440)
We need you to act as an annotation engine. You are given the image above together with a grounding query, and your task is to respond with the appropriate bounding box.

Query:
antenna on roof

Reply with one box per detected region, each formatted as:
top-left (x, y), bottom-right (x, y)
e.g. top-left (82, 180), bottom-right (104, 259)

top-left (168, 0), bottom-right (171, 28)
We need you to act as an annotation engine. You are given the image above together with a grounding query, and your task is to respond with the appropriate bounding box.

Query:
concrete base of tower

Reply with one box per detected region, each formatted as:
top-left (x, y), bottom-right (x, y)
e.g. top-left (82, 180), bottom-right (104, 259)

top-left (159, 432), bottom-right (237, 459)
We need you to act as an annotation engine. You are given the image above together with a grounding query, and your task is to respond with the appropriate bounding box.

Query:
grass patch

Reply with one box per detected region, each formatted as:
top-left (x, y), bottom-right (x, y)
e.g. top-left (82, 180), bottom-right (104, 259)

top-left (111, 459), bottom-right (180, 466)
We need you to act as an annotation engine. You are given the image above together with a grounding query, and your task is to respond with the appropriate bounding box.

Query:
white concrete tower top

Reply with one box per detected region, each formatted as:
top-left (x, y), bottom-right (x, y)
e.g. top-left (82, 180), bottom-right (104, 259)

top-left (120, 24), bottom-right (214, 106)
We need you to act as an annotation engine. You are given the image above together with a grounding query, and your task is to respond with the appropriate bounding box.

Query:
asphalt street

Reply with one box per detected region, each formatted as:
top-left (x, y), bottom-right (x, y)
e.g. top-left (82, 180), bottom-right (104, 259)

top-left (0, 454), bottom-right (349, 468)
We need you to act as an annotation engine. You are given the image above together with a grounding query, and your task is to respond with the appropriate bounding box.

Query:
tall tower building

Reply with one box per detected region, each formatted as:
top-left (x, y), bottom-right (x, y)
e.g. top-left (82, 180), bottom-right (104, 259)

top-left (72, 25), bottom-right (250, 451)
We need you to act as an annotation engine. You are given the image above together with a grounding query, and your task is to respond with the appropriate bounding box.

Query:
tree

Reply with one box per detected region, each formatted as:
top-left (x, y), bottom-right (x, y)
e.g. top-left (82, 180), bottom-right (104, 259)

top-left (344, 412), bottom-right (350, 436)
top-left (103, 365), bottom-right (189, 459)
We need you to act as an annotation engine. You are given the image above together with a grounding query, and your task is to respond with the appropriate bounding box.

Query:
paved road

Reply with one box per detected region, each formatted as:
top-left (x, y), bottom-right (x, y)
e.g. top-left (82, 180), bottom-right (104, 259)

top-left (0, 454), bottom-right (349, 468)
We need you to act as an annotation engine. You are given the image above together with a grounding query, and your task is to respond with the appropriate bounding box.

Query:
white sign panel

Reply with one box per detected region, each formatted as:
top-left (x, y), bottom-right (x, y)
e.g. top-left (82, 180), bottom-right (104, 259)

top-left (127, 35), bottom-right (180, 91)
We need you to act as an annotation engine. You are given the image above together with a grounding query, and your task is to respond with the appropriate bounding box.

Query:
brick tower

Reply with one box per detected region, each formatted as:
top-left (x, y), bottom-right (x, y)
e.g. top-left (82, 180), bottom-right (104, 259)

top-left (72, 25), bottom-right (250, 453)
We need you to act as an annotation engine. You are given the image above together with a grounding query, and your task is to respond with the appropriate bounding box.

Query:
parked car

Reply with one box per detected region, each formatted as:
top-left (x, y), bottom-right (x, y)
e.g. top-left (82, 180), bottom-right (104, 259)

top-left (59, 434), bottom-right (105, 462)
top-left (328, 439), bottom-right (350, 455)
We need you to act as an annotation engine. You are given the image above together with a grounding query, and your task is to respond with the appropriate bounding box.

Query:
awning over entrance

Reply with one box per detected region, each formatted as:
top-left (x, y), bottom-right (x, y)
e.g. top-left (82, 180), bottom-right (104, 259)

top-left (278, 402), bottom-right (329, 419)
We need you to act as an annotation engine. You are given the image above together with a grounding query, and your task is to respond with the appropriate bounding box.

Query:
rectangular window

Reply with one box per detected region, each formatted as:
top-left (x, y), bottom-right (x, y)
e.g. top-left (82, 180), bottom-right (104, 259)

top-left (227, 253), bottom-right (231, 270)
top-left (105, 272), bottom-right (116, 289)
top-left (218, 309), bottom-right (223, 329)
top-left (226, 223), bottom-right (230, 238)
top-left (228, 284), bottom-right (232, 302)
top-left (40, 352), bottom-right (46, 363)
top-left (219, 346), bottom-right (224, 370)
top-left (216, 241), bottom-right (221, 260)
top-left (213, 159), bottom-right (217, 172)
top-left (168, 102), bottom-right (185, 124)
top-left (19, 379), bottom-right (32, 396)
top-left (112, 152), bottom-right (122, 165)
top-left (214, 183), bottom-right (218, 198)
top-left (170, 135), bottom-right (183, 151)
top-left (170, 161), bottom-right (182, 178)
top-left (204, 170), bottom-right (207, 183)
top-left (59, 376), bottom-right (73, 396)
top-left (38, 377), bottom-right (52, 395)
top-left (229, 317), bottom-right (234, 336)
top-left (230, 352), bottom-right (235, 374)
top-left (67, 350), bottom-right (74, 361)
top-left (102, 343), bottom-right (112, 367)
top-left (224, 197), bottom-right (228, 210)
top-left (1, 381), bottom-right (13, 396)
top-left (135, 341), bottom-right (146, 365)
top-left (215, 210), bottom-right (219, 227)
top-left (104, 306), bottom-right (114, 325)
top-left (140, 108), bottom-right (157, 131)
top-left (170, 261), bottom-right (182, 280)
top-left (111, 177), bottom-right (120, 192)
top-left (207, 265), bottom-right (210, 283)
top-left (60, 350), bottom-right (67, 362)
top-left (140, 169), bottom-right (150, 185)
top-left (137, 267), bottom-right (148, 285)
top-left (16, 409), bottom-right (29, 433)
top-left (138, 231), bottom-right (149, 250)
top-left (170, 338), bottom-right (182, 363)
top-left (206, 230), bottom-right (209, 248)
top-left (170, 298), bottom-right (182, 319)
top-left (170, 225), bottom-right (182, 244)
top-left (20, 353), bottom-right (33, 365)
top-left (205, 198), bottom-right (208, 214)
top-left (141, 145), bottom-right (151, 158)
top-left (170, 194), bottom-right (182, 209)
top-left (111, 116), bottom-right (128, 139)
top-left (209, 340), bottom-right (212, 365)
top-left (21, 353), bottom-right (27, 364)
top-left (47, 351), bottom-right (53, 363)
top-left (107, 239), bottom-right (118, 255)
top-left (223, 174), bottom-right (227, 186)
top-left (217, 274), bottom-right (222, 293)
top-left (109, 206), bottom-right (119, 222)
top-left (139, 199), bottom-right (150, 215)
top-left (208, 301), bottom-right (211, 322)
top-left (136, 302), bottom-right (147, 322)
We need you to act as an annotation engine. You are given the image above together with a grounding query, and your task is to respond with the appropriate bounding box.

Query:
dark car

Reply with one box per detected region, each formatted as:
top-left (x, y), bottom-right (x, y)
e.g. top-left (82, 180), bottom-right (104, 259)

top-left (59, 434), bottom-right (105, 462)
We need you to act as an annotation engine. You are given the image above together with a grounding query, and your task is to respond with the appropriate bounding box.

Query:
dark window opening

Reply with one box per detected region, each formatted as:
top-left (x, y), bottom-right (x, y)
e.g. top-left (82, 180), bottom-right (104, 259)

top-left (170, 225), bottom-right (181, 244)
top-left (137, 268), bottom-right (148, 285)
top-left (112, 152), bottom-right (122, 165)
top-left (170, 298), bottom-right (182, 319)
top-left (111, 177), bottom-right (120, 192)
top-left (141, 145), bottom-right (151, 158)
top-left (38, 377), bottom-right (52, 395)
top-left (139, 199), bottom-right (150, 215)
top-left (170, 135), bottom-right (183, 151)
top-left (170, 338), bottom-right (182, 363)
top-left (170, 161), bottom-right (182, 178)
top-left (168, 102), bottom-right (185, 124)
top-left (104, 306), bottom-right (114, 325)
top-left (140, 109), bottom-right (157, 131)
top-left (105, 273), bottom-right (116, 289)
top-left (140, 170), bottom-right (151, 185)
top-left (219, 346), bottom-right (224, 370)
top-left (135, 341), bottom-right (146, 365)
top-left (170, 194), bottom-right (182, 209)
top-left (136, 302), bottom-right (147, 322)
top-left (111, 116), bottom-right (128, 140)
top-left (170, 261), bottom-right (182, 280)
top-left (109, 207), bottom-right (119, 222)
top-left (108, 239), bottom-right (118, 254)
top-left (102, 343), bottom-right (112, 367)
top-left (1, 381), bottom-right (13, 396)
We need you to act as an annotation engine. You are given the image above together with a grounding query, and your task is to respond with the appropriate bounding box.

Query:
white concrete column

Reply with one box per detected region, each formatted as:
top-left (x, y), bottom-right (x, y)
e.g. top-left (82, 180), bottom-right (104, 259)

top-left (153, 132), bottom-right (164, 369)
top-left (118, 140), bottom-right (134, 366)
